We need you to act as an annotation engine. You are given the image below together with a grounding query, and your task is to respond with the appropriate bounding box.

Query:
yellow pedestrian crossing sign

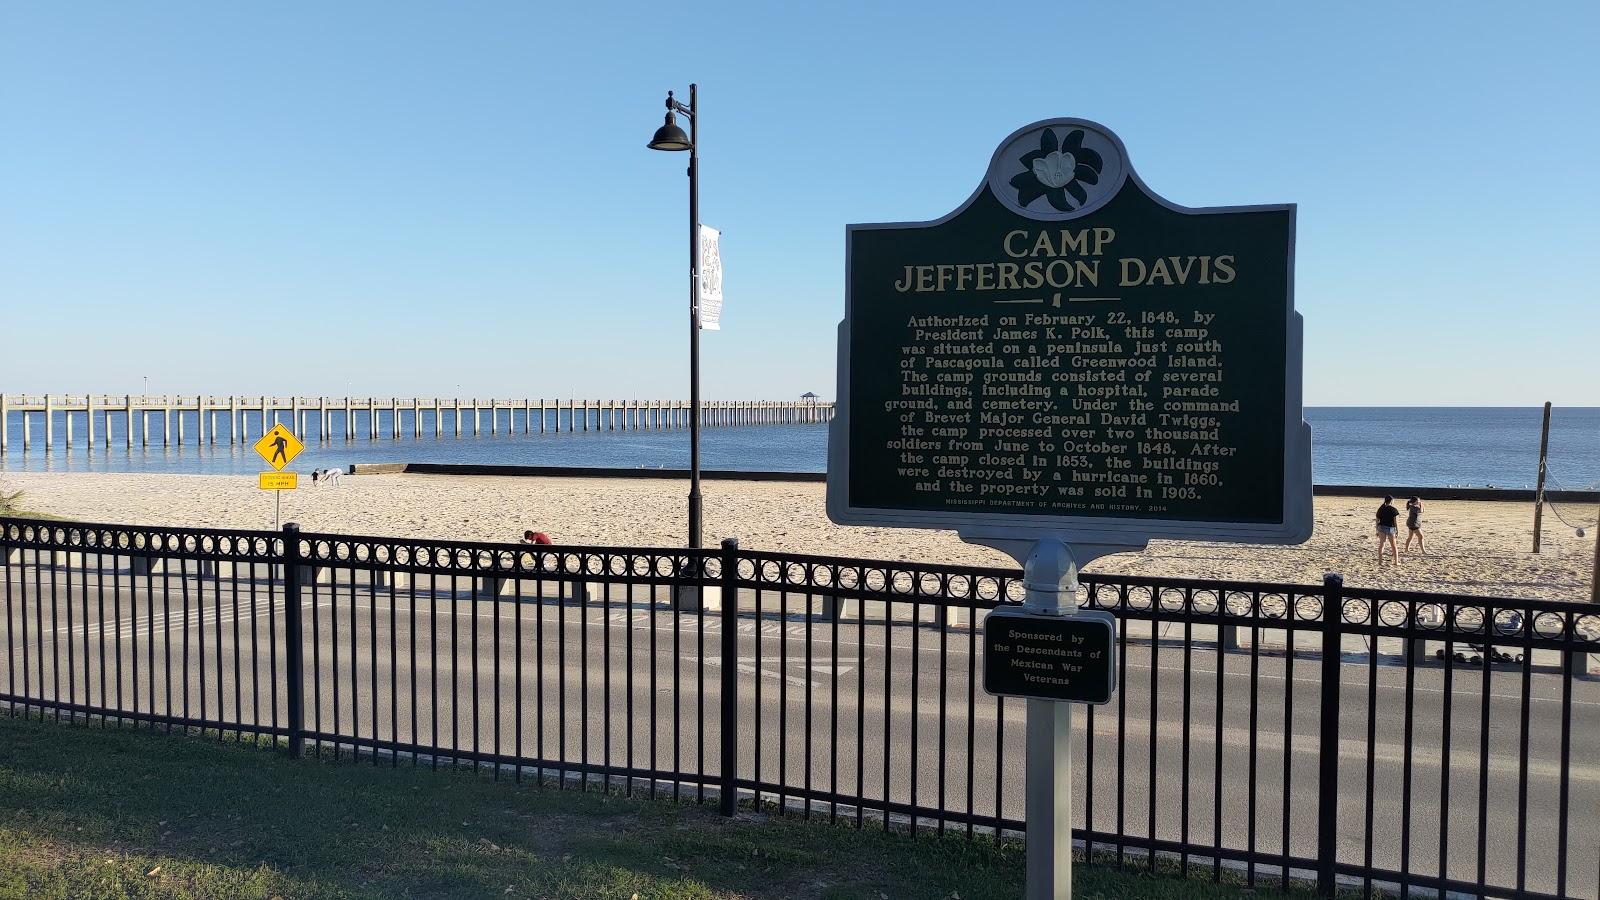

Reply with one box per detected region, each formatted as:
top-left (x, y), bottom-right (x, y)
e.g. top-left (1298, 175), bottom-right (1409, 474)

top-left (254, 424), bottom-right (304, 471)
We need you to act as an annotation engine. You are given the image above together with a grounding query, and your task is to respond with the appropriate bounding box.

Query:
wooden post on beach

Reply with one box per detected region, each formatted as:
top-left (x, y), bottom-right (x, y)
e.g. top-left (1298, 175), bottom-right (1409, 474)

top-left (1592, 509), bottom-right (1600, 603)
top-left (1533, 401), bottom-right (1551, 553)
top-left (1591, 502), bottom-right (1599, 604)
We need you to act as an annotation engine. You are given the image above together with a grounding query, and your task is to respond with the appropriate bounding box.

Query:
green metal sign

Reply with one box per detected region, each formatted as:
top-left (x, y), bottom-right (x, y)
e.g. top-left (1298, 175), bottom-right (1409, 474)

top-left (827, 118), bottom-right (1311, 548)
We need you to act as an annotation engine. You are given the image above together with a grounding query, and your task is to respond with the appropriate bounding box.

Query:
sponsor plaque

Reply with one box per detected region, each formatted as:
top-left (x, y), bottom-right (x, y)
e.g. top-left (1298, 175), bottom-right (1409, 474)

top-left (983, 608), bottom-right (1115, 704)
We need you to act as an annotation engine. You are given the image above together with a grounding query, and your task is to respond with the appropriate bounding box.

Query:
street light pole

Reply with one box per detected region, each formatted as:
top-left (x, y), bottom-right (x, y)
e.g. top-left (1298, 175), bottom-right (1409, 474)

top-left (686, 84), bottom-right (702, 551)
top-left (648, 84), bottom-right (702, 551)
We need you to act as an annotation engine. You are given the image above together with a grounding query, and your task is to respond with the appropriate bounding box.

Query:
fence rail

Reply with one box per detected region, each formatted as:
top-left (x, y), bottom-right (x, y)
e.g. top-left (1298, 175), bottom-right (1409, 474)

top-left (3, 516), bottom-right (1597, 898)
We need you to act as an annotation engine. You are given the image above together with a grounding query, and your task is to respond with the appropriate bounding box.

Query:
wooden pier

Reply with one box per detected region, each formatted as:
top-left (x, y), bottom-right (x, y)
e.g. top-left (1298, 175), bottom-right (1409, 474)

top-left (0, 395), bottom-right (834, 451)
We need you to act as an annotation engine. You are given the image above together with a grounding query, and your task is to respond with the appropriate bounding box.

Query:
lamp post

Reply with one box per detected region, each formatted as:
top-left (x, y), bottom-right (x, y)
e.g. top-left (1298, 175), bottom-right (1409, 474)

top-left (648, 84), bottom-right (702, 550)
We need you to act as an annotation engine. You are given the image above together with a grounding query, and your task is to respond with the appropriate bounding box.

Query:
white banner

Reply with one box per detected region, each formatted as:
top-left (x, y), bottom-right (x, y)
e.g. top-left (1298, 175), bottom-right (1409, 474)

top-left (698, 224), bottom-right (723, 331)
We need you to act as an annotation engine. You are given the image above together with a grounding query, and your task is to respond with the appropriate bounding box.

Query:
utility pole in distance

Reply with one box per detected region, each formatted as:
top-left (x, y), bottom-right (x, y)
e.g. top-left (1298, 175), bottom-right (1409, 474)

top-left (1591, 426), bottom-right (1599, 602)
top-left (1533, 401), bottom-right (1551, 553)
top-left (1591, 507), bottom-right (1599, 603)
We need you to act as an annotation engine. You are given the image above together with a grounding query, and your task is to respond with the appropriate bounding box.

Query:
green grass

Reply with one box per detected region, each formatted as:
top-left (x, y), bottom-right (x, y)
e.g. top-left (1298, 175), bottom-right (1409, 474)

top-left (0, 484), bottom-right (23, 517)
top-left (0, 713), bottom-right (1321, 899)
top-left (0, 486), bottom-right (64, 521)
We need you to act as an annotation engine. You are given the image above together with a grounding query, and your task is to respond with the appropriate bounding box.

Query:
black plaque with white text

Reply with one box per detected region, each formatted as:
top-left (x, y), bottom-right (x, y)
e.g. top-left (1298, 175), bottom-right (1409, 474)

top-left (828, 117), bottom-right (1312, 546)
top-left (983, 609), bottom-right (1116, 704)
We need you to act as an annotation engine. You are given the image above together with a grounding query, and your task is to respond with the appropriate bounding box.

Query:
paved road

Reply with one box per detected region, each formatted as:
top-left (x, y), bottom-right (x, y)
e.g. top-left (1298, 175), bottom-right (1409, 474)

top-left (3, 561), bottom-right (1597, 897)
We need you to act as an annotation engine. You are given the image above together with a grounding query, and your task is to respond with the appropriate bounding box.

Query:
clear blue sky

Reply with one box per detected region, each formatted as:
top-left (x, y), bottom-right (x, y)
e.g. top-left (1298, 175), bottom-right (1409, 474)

top-left (2, 1), bottom-right (1596, 405)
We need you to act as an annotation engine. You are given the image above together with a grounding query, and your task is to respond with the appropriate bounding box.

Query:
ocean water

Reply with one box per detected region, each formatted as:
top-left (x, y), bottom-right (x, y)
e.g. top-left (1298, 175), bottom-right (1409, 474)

top-left (1, 407), bottom-right (1596, 489)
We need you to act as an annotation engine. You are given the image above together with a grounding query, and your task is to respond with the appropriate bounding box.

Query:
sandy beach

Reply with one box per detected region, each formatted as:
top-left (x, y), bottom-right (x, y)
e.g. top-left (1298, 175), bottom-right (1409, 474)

top-left (2, 471), bottom-right (1594, 601)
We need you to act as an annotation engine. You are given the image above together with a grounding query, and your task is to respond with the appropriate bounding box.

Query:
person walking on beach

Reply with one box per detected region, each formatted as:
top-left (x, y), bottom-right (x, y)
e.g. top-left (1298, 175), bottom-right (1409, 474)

top-left (1404, 497), bottom-right (1425, 555)
top-left (1375, 495), bottom-right (1401, 567)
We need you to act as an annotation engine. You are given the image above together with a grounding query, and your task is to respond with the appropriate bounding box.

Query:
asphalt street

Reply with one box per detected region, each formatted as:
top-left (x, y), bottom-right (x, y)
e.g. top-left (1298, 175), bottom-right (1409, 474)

top-left (3, 561), bottom-right (1597, 897)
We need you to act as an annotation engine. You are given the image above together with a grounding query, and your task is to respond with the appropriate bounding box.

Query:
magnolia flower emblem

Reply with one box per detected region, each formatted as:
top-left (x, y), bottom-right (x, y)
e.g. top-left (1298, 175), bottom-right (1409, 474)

top-left (1010, 128), bottom-right (1103, 212)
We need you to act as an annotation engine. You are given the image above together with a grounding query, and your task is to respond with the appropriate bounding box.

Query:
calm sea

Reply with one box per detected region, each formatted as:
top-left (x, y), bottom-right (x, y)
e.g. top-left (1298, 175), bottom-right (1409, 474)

top-left (1, 407), bottom-right (1596, 489)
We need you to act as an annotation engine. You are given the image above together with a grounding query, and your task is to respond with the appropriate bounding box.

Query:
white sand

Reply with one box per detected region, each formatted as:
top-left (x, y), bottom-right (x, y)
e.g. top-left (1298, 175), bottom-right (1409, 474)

top-left (3, 472), bottom-right (1595, 600)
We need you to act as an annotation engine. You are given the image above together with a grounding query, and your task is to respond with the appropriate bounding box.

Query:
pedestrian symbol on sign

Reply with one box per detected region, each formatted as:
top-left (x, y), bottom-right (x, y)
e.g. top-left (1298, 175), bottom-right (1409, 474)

top-left (253, 425), bottom-right (304, 471)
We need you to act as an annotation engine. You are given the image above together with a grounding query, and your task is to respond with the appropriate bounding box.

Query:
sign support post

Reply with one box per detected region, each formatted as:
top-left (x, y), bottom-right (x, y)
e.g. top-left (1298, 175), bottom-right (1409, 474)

top-left (1023, 539), bottom-right (1078, 898)
top-left (1012, 536), bottom-right (1098, 899)
top-left (1027, 693), bottom-right (1074, 899)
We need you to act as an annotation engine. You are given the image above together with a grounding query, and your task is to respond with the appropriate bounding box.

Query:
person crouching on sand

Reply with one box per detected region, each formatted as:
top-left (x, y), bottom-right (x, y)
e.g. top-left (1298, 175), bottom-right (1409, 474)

top-left (1404, 497), bottom-right (1425, 555)
top-left (1375, 495), bottom-right (1401, 567)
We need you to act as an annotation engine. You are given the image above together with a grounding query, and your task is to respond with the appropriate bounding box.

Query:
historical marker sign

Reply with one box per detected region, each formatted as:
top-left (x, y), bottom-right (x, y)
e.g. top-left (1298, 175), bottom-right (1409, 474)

top-left (827, 118), bottom-right (1311, 548)
top-left (253, 424), bottom-right (303, 472)
top-left (983, 608), bottom-right (1116, 704)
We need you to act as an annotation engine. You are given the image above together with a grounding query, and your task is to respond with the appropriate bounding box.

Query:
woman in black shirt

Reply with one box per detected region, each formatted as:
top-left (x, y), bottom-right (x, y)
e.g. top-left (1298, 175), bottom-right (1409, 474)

top-left (1375, 495), bottom-right (1401, 568)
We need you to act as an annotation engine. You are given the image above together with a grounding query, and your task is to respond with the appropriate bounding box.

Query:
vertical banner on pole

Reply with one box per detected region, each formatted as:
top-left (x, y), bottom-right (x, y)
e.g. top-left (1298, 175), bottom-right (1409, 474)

top-left (698, 224), bottom-right (723, 331)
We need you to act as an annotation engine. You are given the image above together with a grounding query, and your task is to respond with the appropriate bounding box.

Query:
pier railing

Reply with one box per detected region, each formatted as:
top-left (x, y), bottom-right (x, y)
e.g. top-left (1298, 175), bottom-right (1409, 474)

top-left (0, 395), bottom-right (834, 451)
top-left (2, 516), bottom-right (1597, 898)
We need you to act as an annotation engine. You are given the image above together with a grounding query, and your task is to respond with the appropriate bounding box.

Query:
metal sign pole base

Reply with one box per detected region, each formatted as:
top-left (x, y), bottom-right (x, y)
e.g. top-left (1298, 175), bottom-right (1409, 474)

top-left (1022, 536), bottom-right (1080, 900)
top-left (1026, 696), bottom-right (1073, 899)
top-left (974, 534), bottom-right (1137, 900)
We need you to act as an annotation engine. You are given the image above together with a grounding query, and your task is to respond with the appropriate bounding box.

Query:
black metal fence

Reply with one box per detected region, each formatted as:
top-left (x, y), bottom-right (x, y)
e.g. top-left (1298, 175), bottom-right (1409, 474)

top-left (2, 516), bottom-right (1597, 899)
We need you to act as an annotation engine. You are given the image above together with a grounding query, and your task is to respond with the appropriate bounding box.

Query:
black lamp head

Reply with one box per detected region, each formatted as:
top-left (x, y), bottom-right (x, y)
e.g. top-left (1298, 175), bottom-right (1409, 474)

top-left (648, 110), bottom-right (691, 151)
top-left (648, 90), bottom-right (692, 151)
